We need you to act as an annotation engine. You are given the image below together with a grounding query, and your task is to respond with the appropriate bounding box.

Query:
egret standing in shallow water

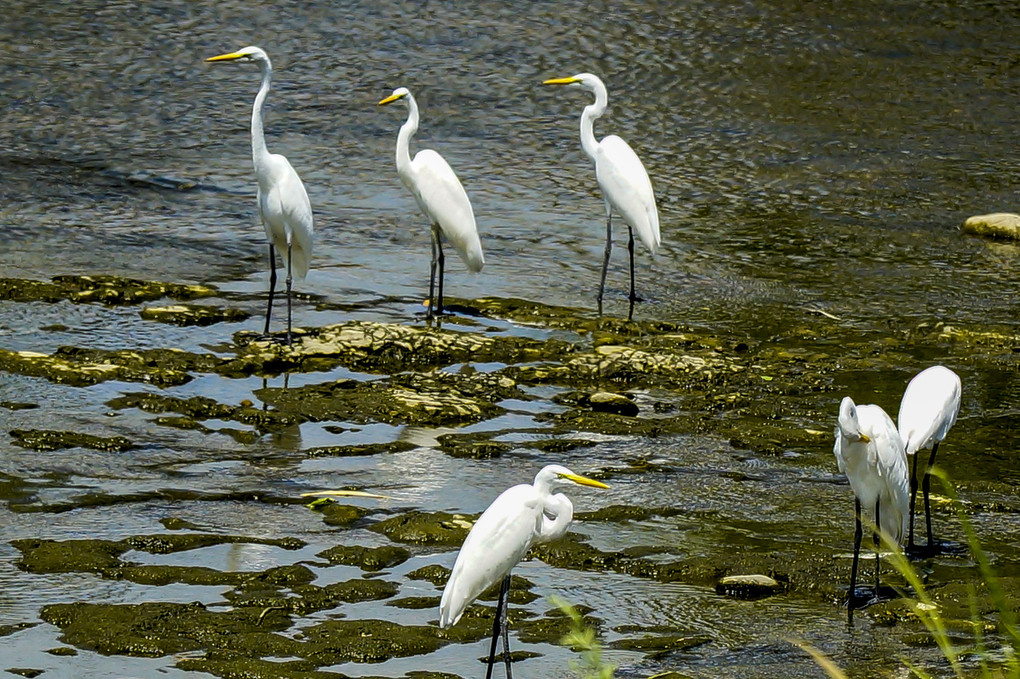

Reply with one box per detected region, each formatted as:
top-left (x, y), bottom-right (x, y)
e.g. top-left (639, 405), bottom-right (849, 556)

top-left (439, 465), bottom-right (609, 678)
top-left (833, 396), bottom-right (909, 623)
top-left (378, 87), bottom-right (484, 320)
top-left (206, 46), bottom-right (314, 345)
top-left (898, 365), bottom-right (962, 556)
top-left (542, 73), bottom-right (661, 321)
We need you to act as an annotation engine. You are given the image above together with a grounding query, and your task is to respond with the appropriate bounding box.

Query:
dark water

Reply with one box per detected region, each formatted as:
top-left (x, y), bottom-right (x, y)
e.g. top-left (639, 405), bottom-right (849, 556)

top-left (1, 1), bottom-right (1019, 677)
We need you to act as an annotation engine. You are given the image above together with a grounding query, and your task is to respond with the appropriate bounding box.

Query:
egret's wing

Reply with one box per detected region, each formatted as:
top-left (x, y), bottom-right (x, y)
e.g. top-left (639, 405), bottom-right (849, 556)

top-left (260, 154), bottom-right (314, 279)
top-left (595, 135), bottom-right (660, 252)
top-left (897, 366), bottom-right (962, 454)
top-left (411, 149), bottom-right (484, 272)
top-left (868, 406), bottom-right (910, 544)
top-left (438, 485), bottom-right (540, 628)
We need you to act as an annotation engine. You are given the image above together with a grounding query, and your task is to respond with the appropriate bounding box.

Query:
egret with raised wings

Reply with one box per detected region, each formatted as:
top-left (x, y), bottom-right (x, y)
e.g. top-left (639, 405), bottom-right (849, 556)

top-left (206, 46), bottom-right (313, 345)
top-left (898, 365), bottom-right (961, 555)
top-left (378, 87), bottom-right (484, 320)
top-left (543, 73), bottom-right (660, 320)
top-left (834, 396), bottom-right (909, 623)
top-left (439, 465), bottom-right (609, 678)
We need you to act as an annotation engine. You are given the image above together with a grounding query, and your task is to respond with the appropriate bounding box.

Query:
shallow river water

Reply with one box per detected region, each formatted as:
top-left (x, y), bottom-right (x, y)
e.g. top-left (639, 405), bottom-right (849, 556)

top-left (1, 1), bottom-right (1019, 678)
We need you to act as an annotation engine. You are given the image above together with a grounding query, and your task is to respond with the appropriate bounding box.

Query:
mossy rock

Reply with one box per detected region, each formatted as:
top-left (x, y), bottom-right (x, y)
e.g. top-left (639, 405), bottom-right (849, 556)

top-left (370, 511), bottom-right (474, 547)
top-left (9, 429), bottom-right (135, 452)
top-left (315, 544), bottom-right (412, 571)
top-left (140, 304), bottom-right (251, 326)
top-left (0, 275), bottom-right (217, 306)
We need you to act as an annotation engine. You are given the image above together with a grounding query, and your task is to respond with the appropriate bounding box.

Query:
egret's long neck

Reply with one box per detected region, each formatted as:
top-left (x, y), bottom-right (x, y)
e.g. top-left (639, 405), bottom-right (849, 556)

top-left (579, 83), bottom-right (608, 161)
top-left (251, 59), bottom-right (273, 180)
top-left (395, 94), bottom-right (420, 181)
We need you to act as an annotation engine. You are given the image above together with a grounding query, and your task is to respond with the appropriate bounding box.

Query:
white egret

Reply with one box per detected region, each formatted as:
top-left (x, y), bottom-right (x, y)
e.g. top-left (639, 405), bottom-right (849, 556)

top-left (378, 87), bottom-right (484, 320)
top-left (439, 464), bottom-right (609, 678)
top-left (833, 396), bottom-right (909, 623)
top-left (206, 46), bottom-right (314, 345)
top-left (897, 365), bottom-right (962, 555)
top-left (542, 73), bottom-right (661, 320)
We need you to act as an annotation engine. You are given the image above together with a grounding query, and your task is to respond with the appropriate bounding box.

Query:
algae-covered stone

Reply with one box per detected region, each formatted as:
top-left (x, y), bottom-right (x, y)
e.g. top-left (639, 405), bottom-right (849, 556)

top-left (584, 391), bottom-right (640, 416)
top-left (961, 212), bottom-right (1020, 240)
top-left (314, 502), bottom-right (371, 528)
top-left (370, 511), bottom-right (474, 547)
top-left (140, 304), bottom-right (251, 326)
top-left (0, 275), bottom-right (217, 306)
top-left (9, 429), bottom-right (135, 452)
top-left (610, 633), bottom-right (711, 655)
top-left (13, 538), bottom-right (129, 574)
top-left (231, 319), bottom-right (549, 375)
top-left (316, 544), bottom-right (411, 571)
top-left (305, 441), bottom-right (417, 457)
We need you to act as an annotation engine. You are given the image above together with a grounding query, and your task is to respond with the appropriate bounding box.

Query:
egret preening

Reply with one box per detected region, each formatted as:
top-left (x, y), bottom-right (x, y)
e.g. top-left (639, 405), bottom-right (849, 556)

top-left (439, 464), bottom-right (609, 678)
top-left (542, 73), bottom-right (661, 320)
top-left (205, 46), bottom-right (314, 346)
top-left (898, 365), bottom-right (962, 556)
top-left (378, 87), bottom-right (484, 320)
top-left (833, 396), bottom-right (909, 623)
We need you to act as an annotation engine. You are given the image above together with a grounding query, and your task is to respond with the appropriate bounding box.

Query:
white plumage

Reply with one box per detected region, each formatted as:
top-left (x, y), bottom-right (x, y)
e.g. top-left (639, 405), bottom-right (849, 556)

top-left (379, 87), bottom-right (483, 318)
top-left (543, 72), bottom-right (660, 319)
top-left (438, 465), bottom-right (608, 675)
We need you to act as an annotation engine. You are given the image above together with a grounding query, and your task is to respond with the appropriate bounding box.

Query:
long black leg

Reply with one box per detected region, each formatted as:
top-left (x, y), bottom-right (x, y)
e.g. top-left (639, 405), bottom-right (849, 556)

top-left (436, 236), bottom-right (446, 317)
top-left (285, 243), bottom-right (293, 346)
top-left (923, 442), bottom-right (940, 548)
top-left (485, 575), bottom-right (511, 679)
top-left (597, 212), bottom-right (612, 316)
top-left (427, 229), bottom-right (439, 321)
top-left (874, 498), bottom-right (882, 593)
top-left (908, 451), bottom-right (920, 550)
top-left (500, 574), bottom-right (512, 678)
top-left (627, 226), bottom-right (637, 321)
top-left (848, 497), bottom-right (862, 624)
top-left (265, 244), bottom-right (277, 335)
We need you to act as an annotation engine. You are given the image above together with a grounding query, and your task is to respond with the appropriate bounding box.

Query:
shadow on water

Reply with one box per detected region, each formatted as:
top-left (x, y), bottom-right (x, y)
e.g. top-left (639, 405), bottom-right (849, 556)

top-left (1, 1), bottom-right (1019, 678)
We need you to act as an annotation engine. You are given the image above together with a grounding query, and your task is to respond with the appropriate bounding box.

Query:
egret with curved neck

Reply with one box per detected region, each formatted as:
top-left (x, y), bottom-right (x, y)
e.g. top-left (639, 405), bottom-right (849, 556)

top-left (439, 464), bottom-right (609, 678)
top-left (206, 46), bottom-right (314, 345)
top-left (834, 396), bottom-right (909, 623)
top-left (543, 73), bottom-right (660, 320)
top-left (378, 87), bottom-right (483, 320)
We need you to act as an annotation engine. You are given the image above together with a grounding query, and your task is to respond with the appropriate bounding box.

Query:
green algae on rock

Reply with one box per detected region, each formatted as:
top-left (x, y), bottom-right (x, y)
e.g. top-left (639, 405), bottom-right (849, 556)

top-left (9, 429), bottom-right (135, 452)
top-left (370, 510), bottom-right (474, 547)
top-left (140, 303), bottom-right (251, 326)
top-left (315, 544), bottom-right (412, 571)
top-left (0, 275), bottom-right (217, 306)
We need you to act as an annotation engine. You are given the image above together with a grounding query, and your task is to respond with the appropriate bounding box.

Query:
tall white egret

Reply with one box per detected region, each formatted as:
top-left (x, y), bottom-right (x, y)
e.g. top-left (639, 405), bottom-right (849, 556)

top-left (542, 73), bottom-right (661, 320)
top-left (378, 87), bottom-right (484, 320)
top-left (833, 396), bottom-right (909, 623)
top-left (898, 365), bottom-right (962, 555)
top-left (439, 464), bottom-right (609, 678)
top-left (206, 46), bottom-right (314, 345)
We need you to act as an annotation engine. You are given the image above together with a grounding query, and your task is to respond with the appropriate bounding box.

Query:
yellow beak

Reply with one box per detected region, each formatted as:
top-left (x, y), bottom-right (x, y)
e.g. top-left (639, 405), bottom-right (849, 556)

top-left (378, 93), bottom-right (404, 106)
top-left (559, 472), bottom-right (610, 489)
top-left (858, 434), bottom-right (871, 443)
top-left (205, 51), bottom-right (245, 62)
top-left (542, 76), bottom-right (579, 86)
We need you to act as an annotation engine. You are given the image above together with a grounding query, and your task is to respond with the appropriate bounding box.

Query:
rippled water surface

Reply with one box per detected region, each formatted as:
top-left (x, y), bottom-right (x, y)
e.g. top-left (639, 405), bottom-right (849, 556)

top-left (1, 1), bottom-right (1019, 678)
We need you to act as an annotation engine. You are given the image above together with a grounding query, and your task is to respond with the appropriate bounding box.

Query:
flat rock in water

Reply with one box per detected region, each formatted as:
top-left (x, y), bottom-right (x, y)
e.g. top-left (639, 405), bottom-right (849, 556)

top-left (961, 212), bottom-right (1020, 240)
top-left (715, 573), bottom-right (783, 599)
